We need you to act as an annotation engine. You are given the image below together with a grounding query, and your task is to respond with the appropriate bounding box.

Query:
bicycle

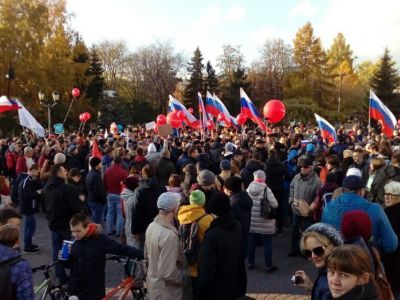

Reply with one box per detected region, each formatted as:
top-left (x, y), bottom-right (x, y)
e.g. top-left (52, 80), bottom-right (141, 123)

top-left (32, 261), bottom-right (74, 300)
top-left (103, 255), bottom-right (147, 300)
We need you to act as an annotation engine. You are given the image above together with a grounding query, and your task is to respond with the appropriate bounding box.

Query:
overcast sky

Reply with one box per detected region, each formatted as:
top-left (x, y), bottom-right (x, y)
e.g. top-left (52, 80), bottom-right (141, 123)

top-left (66, 0), bottom-right (400, 66)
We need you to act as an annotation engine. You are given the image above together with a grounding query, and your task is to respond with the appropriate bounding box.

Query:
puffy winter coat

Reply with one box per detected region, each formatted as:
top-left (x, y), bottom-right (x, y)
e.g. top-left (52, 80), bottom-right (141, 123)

top-left (120, 187), bottom-right (136, 246)
top-left (246, 181), bottom-right (278, 235)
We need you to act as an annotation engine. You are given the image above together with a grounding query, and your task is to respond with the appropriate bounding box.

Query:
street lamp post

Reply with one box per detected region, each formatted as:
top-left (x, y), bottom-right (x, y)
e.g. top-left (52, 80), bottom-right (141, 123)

top-left (38, 91), bottom-right (59, 135)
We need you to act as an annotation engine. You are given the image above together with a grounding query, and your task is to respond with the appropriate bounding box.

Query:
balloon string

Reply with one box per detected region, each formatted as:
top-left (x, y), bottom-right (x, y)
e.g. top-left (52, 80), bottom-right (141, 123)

top-left (63, 98), bottom-right (75, 124)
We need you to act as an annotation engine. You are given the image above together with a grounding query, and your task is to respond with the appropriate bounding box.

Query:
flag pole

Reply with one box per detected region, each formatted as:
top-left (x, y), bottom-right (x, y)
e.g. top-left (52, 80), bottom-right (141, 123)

top-left (368, 91), bottom-right (371, 134)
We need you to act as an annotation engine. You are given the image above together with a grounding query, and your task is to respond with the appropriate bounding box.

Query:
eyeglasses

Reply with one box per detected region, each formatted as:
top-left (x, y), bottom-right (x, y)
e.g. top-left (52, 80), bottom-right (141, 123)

top-left (303, 246), bottom-right (327, 258)
top-left (385, 193), bottom-right (400, 197)
top-left (301, 165), bottom-right (311, 169)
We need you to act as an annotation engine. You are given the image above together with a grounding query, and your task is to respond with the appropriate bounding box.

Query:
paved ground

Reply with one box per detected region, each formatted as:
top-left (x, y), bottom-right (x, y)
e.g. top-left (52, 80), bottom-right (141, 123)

top-left (22, 213), bottom-right (315, 298)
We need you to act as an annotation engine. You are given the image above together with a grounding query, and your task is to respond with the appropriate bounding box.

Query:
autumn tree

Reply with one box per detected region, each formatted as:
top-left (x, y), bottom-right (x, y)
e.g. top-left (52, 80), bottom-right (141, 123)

top-left (217, 45), bottom-right (245, 112)
top-left (249, 39), bottom-right (292, 104)
top-left (184, 47), bottom-right (205, 108)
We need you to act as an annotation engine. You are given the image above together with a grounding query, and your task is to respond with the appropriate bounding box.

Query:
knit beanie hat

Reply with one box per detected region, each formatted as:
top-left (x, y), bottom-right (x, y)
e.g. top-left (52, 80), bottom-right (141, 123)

top-left (89, 157), bottom-right (101, 168)
top-left (304, 223), bottom-right (343, 246)
top-left (197, 170), bottom-right (216, 186)
top-left (190, 190), bottom-right (206, 206)
top-left (208, 192), bottom-right (230, 217)
top-left (157, 192), bottom-right (180, 212)
top-left (341, 210), bottom-right (372, 242)
top-left (342, 175), bottom-right (364, 190)
top-left (220, 159), bottom-right (231, 171)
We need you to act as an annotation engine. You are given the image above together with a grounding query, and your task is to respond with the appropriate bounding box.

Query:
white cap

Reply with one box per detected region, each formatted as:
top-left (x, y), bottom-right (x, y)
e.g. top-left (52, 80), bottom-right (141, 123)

top-left (346, 167), bottom-right (362, 177)
top-left (157, 192), bottom-right (180, 212)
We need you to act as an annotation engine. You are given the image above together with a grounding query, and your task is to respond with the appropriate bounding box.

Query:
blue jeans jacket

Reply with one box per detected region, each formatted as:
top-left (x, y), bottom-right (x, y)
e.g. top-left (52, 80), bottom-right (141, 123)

top-left (322, 192), bottom-right (398, 253)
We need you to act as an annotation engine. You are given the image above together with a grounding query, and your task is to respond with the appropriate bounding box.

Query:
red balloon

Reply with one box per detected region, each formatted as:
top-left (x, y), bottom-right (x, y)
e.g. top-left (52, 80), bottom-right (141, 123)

top-left (79, 113), bottom-right (85, 122)
top-left (82, 112), bottom-right (91, 122)
top-left (397, 119), bottom-right (400, 126)
top-left (156, 114), bottom-right (167, 126)
top-left (188, 108), bottom-right (194, 114)
top-left (263, 100), bottom-right (285, 123)
top-left (236, 113), bottom-right (247, 125)
top-left (167, 111), bottom-right (182, 128)
top-left (207, 120), bottom-right (215, 130)
top-left (177, 110), bottom-right (186, 121)
top-left (72, 88), bottom-right (80, 98)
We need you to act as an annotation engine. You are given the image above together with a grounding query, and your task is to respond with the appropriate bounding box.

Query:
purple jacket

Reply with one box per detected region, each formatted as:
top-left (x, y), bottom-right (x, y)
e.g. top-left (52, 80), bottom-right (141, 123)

top-left (0, 244), bottom-right (34, 300)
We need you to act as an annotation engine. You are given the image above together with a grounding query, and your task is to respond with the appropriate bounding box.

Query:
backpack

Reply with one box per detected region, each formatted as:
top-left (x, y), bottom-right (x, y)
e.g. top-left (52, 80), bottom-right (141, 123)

top-left (259, 187), bottom-right (277, 219)
top-left (0, 256), bottom-right (23, 300)
top-left (179, 213), bottom-right (207, 265)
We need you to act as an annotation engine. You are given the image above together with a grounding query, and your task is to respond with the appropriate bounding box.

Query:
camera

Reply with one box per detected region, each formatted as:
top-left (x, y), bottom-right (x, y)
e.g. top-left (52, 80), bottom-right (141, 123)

top-left (291, 275), bottom-right (304, 285)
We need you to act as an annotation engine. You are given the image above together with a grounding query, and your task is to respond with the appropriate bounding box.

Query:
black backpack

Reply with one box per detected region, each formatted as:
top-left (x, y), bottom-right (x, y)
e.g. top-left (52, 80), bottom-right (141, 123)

top-left (0, 256), bottom-right (23, 300)
top-left (179, 214), bottom-right (207, 265)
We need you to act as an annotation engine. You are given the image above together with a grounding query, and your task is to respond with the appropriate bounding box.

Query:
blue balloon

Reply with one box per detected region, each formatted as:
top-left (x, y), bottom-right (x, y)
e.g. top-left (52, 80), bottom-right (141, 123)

top-left (117, 124), bottom-right (123, 131)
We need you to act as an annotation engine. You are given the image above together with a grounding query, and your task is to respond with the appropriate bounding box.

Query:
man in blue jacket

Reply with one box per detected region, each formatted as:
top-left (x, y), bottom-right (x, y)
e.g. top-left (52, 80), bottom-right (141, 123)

top-left (322, 175), bottom-right (398, 253)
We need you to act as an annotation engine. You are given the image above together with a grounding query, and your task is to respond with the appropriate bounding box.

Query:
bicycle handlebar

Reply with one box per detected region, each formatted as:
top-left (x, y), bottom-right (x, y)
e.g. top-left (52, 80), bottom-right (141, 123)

top-left (32, 261), bottom-right (58, 273)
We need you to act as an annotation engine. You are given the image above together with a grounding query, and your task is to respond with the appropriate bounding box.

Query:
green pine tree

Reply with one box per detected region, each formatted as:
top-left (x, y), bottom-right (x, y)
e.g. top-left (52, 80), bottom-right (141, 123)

top-left (370, 48), bottom-right (400, 112)
top-left (204, 60), bottom-right (218, 94)
top-left (86, 46), bottom-right (105, 104)
top-left (184, 47), bottom-right (204, 108)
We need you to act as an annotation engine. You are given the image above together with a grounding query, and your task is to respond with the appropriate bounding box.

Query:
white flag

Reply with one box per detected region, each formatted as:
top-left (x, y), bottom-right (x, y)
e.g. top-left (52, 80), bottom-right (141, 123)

top-left (16, 99), bottom-right (45, 137)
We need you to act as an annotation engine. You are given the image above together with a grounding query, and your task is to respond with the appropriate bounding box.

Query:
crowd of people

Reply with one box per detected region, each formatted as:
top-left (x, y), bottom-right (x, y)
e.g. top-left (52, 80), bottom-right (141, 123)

top-left (0, 122), bottom-right (399, 300)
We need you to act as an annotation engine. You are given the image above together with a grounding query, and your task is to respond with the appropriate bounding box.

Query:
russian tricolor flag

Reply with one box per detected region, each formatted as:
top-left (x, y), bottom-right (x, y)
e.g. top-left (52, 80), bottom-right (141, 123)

top-left (205, 91), bottom-right (236, 127)
top-left (240, 88), bottom-right (266, 131)
top-left (0, 96), bottom-right (20, 113)
top-left (314, 113), bottom-right (337, 143)
top-left (198, 92), bottom-right (208, 128)
top-left (369, 90), bottom-right (397, 138)
top-left (168, 95), bottom-right (197, 123)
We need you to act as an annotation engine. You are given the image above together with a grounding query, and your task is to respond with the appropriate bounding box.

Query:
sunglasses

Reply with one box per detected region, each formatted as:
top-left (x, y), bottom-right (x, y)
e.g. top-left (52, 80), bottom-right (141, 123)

top-left (303, 246), bottom-right (327, 258)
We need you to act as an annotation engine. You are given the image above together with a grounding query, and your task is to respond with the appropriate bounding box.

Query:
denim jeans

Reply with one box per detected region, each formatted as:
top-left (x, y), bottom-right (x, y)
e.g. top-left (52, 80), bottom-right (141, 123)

top-left (23, 214), bottom-right (36, 249)
top-left (247, 233), bottom-right (273, 268)
top-left (51, 229), bottom-right (71, 284)
top-left (88, 201), bottom-right (105, 224)
top-left (106, 194), bottom-right (124, 235)
top-left (290, 214), bottom-right (314, 253)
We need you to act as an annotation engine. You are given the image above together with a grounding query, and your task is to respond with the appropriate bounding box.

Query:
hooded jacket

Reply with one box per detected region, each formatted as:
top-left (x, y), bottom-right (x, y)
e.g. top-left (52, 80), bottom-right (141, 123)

top-left (0, 244), bottom-right (34, 300)
top-left (65, 226), bottom-right (143, 299)
top-left (246, 181), bottom-right (278, 235)
top-left (196, 214), bottom-right (242, 300)
top-left (240, 159), bottom-right (266, 189)
top-left (120, 187), bottom-right (136, 246)
top-left (131, 177), bottom-right (166, 235)
top-left (322, 192), bottom-right (398, 254)
top-left (44, 176), bottom-right (82, 231)
top-left (177, 204), bottom-right (213, 277)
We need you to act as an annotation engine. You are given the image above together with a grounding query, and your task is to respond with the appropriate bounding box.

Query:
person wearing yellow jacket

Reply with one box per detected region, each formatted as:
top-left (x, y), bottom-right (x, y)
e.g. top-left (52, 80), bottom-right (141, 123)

top-left (177, 190), bottom-right (213, 293)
